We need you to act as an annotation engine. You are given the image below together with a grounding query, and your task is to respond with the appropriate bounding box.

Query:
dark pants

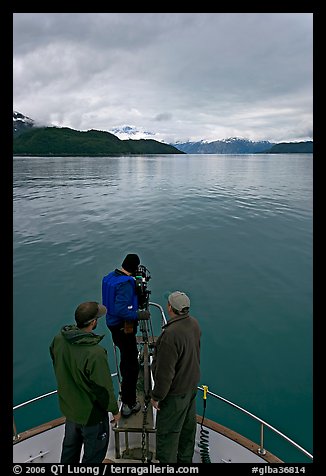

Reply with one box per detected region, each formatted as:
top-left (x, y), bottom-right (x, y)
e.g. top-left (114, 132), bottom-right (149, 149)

top-left (60, 416), bottom-right (109, 464)
top-left (156, 390), bottom-right (197, 463)
top-left (109, 323), bottom-right (139, 407)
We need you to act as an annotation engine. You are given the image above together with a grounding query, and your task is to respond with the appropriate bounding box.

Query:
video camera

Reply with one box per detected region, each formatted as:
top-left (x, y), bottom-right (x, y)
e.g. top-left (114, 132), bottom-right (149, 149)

top-left (135, 265), bottom-right (151, 310)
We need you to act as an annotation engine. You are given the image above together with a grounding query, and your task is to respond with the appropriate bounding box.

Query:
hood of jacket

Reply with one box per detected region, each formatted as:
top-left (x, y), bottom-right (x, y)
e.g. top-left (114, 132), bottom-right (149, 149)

top-left (61, 324), bottom-right (105, 345)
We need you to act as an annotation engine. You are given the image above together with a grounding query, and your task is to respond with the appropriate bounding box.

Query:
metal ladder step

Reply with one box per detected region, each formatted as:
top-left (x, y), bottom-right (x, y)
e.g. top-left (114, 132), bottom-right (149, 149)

top-left (113, 378), bottom-right (156, 459)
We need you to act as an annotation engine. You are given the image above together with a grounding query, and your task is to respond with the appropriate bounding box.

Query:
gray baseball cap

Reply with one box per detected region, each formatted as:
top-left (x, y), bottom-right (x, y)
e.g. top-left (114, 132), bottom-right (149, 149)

top-left (168, 291), bottom-right (190, 313)
top-left (75, 302), bottom-right (107, 327)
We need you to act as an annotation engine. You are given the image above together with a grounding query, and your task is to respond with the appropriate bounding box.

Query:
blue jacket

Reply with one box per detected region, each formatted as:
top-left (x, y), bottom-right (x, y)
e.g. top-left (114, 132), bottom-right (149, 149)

top-left (102, 269), bottom-right (139, 327)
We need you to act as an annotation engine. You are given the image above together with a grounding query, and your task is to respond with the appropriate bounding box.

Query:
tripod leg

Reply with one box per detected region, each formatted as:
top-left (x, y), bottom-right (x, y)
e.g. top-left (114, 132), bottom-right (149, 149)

top-left (143, 342), bottom-right (150, 397)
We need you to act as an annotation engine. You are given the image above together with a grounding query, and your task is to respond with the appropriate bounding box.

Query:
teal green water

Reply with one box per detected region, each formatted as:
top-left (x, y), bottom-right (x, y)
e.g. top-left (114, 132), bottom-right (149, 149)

top-left (13, 154), bottom-right (313, 462)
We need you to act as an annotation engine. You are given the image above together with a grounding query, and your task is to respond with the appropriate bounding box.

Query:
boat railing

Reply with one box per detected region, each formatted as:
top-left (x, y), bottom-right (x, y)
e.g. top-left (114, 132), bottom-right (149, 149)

top-left (197, 386), bottom-right (313, 461)
top-left (148, 301), bottom-right (168, 325)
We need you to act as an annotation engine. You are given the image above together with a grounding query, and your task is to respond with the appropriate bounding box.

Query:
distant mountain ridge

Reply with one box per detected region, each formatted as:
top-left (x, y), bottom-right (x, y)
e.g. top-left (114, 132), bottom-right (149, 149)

top-left (13, 112), bottom-right (183, 156)
top-left (172, 137), bottom-right (275, 154)
top-left (172, 137), bottom-right (313, 154)
top-left (13, 112), bottom-right (313, 155)
top-left (264, 141), bottom-right (313, 153)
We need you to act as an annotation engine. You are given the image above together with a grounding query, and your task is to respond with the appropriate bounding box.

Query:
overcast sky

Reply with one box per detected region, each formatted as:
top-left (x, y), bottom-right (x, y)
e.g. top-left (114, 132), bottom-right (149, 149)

top-left (13, 13), bottom-right (313, 144)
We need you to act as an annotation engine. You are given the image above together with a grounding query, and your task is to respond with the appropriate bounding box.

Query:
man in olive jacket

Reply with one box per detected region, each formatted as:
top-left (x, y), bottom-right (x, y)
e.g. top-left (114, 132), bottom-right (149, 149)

top-left (151, 291), bottom-right (201, 463)
top-left (50, 301), bottom-right (120, 464)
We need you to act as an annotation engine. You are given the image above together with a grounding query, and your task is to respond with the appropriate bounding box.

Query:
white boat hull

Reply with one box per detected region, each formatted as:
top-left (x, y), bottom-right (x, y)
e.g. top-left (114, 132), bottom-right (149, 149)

top-left (13, 415), bottom-right (279, 464)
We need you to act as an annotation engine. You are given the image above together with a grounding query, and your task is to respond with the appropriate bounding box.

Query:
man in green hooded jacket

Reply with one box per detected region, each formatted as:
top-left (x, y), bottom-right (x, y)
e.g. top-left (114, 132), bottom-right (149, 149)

top-left (50, 301), bottom-right (120, 464)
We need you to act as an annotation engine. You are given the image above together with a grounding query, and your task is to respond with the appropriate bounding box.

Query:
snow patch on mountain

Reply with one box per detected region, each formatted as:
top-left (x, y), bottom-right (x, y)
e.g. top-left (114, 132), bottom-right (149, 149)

top-left (108, 125), bottom-right (157, 140)
top-left (13, 111), bottom-right (35, 125)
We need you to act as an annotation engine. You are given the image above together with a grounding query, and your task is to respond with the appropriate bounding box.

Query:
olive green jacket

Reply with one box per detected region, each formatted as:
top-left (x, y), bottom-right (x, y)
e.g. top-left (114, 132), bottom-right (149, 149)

top-left (50, 325), bottom-right (119, 425)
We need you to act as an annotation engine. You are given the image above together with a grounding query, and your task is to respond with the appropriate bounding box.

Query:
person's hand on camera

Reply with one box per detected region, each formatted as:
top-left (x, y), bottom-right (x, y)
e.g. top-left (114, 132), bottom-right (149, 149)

top-left (137, 309), bottom-right (150, 320)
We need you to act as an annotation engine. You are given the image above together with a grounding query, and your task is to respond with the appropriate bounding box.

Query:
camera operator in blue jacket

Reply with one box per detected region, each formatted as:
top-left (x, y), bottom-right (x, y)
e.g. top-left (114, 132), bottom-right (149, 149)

top-left (102, 253), bottom-right (150, 417)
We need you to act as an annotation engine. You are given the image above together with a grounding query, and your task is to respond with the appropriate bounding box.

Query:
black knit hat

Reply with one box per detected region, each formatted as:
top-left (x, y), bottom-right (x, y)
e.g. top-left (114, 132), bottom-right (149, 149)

top-left (122, 253), bottom-right (140, 273)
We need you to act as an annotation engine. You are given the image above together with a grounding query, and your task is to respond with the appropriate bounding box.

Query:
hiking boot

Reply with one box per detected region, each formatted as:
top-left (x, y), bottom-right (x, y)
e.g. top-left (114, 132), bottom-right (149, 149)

top-left (121, 401), bottom-right (141, 417)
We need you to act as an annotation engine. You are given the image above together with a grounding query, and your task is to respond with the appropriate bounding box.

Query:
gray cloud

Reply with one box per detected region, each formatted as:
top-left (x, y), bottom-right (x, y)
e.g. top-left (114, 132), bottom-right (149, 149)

top-left (13, 13), bottom-right (313, 143)
top-left (154, 113), bottom-right (173, 122)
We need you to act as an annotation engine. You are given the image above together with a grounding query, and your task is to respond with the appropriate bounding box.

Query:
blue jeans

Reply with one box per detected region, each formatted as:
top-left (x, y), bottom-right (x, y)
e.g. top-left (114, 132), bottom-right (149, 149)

top-left (60, 416), bottom-right (109, 464)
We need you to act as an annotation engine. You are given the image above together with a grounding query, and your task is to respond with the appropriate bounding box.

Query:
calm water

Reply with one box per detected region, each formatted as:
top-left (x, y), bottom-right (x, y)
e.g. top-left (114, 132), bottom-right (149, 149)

top-left (13, 154), bottom-right (313, 462)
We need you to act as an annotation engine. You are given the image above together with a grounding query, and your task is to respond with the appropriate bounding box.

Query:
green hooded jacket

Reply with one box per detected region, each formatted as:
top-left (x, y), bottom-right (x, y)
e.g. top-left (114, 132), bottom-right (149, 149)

top-left (50, 325), bottom-right (119, 425)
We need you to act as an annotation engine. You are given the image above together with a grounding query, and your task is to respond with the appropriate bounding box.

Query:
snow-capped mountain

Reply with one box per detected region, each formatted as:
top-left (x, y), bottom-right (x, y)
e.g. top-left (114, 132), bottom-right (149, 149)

top-left (108, 125), bottom-right (157, 140)
top-left (14, 112), bottom-right (310, 154)
top-left (13, 111), bottom-right (35, 136)
top-left (172, 137), bottom-right (275, 154)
